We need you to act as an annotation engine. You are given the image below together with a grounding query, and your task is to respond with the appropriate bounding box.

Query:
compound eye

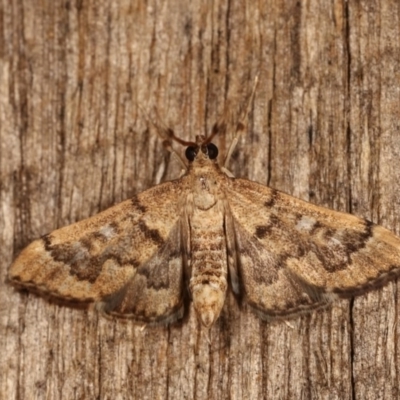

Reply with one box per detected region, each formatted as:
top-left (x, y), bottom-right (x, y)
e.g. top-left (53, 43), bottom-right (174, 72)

top-left (207, 143), bottom-right (219, 160)
top-left (185, 146), bottom-right (198, 161)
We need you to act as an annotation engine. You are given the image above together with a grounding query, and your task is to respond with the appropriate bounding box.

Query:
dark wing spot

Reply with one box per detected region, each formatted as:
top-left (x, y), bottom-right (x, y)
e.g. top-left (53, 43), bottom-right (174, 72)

top-left (131, 195), bottom-right (147, 213)
top-left (340, 219), bottom-right (373, 253)
top-left (308, 220), bottom-right (324, 235)
top-left (138, 221), bottom-right (164, 245)
top-left (264, 189), bottom-right (278, 208)
top-left (255, 225), bottom-right (270, 239)
top-left (254, 213), bottom-right (282, 239)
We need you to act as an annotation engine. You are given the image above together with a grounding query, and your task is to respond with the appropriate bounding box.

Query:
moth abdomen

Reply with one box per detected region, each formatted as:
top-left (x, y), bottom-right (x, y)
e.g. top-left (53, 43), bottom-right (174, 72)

top-left (188, 214), bottom-right (228, 327)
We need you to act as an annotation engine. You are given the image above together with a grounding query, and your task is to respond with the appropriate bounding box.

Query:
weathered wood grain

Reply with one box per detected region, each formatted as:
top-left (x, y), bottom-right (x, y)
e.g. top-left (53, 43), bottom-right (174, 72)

top-left (1, 0), bottom-right (400, 399)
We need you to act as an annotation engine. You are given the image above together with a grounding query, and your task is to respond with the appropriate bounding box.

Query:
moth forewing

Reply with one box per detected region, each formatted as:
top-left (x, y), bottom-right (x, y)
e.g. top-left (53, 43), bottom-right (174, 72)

top-left (225, 178), bottom-right (400, 319)
top-left (8, 181), bottom-right (186, 324)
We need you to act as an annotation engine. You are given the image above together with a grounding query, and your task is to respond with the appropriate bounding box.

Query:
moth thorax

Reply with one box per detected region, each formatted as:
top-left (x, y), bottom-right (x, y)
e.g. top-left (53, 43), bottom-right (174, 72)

top-left (191, 280), bottom-right (227, 328)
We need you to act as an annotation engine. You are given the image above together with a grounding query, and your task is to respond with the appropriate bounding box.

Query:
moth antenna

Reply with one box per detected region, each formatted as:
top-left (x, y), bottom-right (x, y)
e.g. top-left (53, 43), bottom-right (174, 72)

top-left (224, 75), bottom-right (259, 167)
top-left (144, 107), bottom-right (192, 169)
top-left (162, 138), bottom-right (188, 169)
top-left (203, 122), bottom-right (227, 145)
top-left (163, 127), bottom-right (196, 147)
top-left (143, 107), bottom-right (194, 146)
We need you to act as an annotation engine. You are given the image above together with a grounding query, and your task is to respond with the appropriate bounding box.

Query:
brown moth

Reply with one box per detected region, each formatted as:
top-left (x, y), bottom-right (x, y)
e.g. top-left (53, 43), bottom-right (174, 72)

top-left (8, 120), bottom-right (400, 328)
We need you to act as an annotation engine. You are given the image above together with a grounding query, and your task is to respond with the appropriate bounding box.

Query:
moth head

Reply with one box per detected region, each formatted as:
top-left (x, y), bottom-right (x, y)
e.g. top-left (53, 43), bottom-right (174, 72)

top-left (185, 136), bottom-right (219, 163)
top-left (162, 123), bottom-right (224, 165)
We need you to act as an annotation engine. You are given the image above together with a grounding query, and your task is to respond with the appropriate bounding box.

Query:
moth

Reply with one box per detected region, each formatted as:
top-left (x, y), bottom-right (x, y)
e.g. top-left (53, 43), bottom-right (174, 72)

top-left (8, 122), bottom-right (400, 328)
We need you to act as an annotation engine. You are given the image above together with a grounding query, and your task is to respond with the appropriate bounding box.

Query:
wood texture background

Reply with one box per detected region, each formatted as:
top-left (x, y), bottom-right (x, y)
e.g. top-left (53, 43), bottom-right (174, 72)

top-left (1, 1), bottom-right (400, 399)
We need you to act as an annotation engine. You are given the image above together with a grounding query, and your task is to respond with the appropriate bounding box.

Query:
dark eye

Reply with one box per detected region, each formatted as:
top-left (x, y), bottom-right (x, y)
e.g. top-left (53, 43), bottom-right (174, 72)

top-left (207, 143), bottom-right (219, 159)
top-left (185, 146), bottom-right (198, 161)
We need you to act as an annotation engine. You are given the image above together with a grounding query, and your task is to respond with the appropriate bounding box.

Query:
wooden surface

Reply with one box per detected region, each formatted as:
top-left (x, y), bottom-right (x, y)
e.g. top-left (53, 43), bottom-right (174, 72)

top-left (1, 1), bottom-right (400, 399)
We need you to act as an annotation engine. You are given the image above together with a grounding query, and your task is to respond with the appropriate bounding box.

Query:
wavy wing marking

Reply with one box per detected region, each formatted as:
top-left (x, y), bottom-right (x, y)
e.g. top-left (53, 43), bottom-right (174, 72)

top-left (9, 180), bottom-right (187, 323)
top-left (225, 178), bottom-right (400, 318)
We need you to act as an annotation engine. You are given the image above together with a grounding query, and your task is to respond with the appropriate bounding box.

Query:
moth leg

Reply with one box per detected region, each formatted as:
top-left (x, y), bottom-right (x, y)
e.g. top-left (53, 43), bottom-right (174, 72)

top-left (145, 107), bottom-right (189, 169)
top-left (224, 76), bottom-right (259, 167)
top-left (162, 135), bottom-right (188, 170)
top-left (221, 166), bottom-right (235, 178)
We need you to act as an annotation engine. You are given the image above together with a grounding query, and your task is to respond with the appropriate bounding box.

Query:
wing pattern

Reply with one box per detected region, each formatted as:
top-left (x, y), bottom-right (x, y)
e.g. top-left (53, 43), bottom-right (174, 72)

top-left (9, 180), bottom-right (187, 324)
top-left (225, 178), bottom-right (400, 318)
